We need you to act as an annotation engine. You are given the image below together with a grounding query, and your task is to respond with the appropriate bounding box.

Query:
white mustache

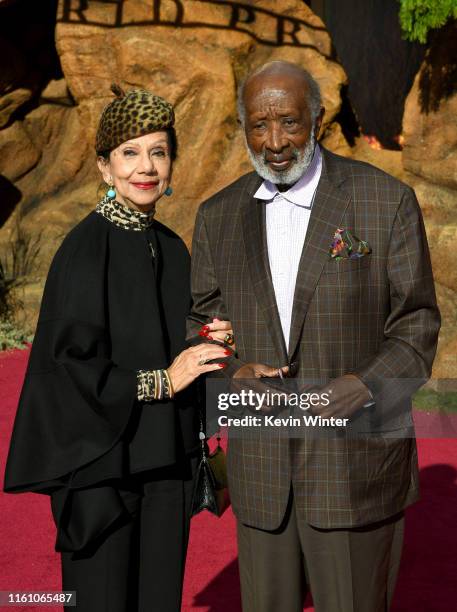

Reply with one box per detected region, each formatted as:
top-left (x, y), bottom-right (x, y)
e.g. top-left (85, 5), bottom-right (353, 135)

top-left (263, 152), bottom-right (299, 164)
top-left (247, 133), bottom-right (316, 185)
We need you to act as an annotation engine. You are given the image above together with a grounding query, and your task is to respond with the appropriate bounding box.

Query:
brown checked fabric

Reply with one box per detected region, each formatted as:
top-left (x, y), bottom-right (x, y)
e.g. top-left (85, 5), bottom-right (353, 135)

top-left (188, 147), bottom-right (441, 531)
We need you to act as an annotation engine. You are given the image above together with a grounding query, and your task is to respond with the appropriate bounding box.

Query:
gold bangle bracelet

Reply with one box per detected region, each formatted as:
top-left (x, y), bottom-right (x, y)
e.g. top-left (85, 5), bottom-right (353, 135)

top-left (164, 369), bottom-right (175, 399)
top-left (153, 369), bottom-right (160, 400)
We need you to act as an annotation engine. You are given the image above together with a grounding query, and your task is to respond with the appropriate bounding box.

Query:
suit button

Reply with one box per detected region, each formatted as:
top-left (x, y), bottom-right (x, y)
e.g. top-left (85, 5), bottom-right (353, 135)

top-left (289, 361), bottom-right (298, 377)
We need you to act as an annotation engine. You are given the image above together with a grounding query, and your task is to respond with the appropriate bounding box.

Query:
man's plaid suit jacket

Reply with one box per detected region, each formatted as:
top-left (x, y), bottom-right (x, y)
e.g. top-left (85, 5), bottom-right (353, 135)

top-left (188, 147), bottom-right (441, 530)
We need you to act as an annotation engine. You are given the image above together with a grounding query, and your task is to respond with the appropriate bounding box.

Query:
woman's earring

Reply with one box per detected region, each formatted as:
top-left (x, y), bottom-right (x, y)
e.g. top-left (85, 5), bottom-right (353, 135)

top-left (164, 186), bottom-right (173, 196)
top-left (106, 180), bottom-right (116, 200)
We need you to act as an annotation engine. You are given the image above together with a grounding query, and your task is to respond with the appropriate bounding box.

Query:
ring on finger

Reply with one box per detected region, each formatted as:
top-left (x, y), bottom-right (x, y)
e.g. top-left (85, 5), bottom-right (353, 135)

top-left (224, 333), bottom-right (235, 346)
top-left (198, 355), bottom-right (208, 366)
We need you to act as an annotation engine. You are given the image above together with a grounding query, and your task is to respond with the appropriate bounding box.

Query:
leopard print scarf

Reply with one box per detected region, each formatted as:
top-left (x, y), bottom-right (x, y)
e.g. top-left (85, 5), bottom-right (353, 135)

top-left (95, 195), bottom-right (155, 231)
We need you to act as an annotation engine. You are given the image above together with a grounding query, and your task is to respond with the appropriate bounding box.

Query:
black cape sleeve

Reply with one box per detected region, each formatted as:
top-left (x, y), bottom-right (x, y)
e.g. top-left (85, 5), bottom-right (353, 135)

top-left (4, 214), bottom-right (137, 551)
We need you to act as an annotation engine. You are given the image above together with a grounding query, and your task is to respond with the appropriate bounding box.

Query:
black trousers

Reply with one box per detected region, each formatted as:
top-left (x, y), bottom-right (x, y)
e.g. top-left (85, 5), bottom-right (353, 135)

top-left (61, 457), bottom-right (196, 612)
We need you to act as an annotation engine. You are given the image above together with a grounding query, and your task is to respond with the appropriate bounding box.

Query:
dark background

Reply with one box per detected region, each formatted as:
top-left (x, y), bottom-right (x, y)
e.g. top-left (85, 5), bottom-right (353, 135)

top-left (306, 0), bottom-right (426, 148)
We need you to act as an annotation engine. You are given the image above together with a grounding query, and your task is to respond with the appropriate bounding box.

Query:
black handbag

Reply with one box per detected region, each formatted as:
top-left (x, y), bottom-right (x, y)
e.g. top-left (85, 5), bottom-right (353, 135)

top-left (190, 411), bottom-right (229, 517)
top-left (208, 435), bottom-right (230, 516)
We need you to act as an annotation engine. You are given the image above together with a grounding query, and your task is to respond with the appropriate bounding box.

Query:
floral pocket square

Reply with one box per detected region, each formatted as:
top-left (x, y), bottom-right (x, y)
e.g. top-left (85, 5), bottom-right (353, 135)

top-left (329, 228), bottom-right (372, 260)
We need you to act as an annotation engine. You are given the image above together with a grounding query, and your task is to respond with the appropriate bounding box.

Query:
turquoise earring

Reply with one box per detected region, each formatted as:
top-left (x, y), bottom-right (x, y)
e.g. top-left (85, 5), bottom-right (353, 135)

top-left (107, 181), bottom-right (116, 200)
top-left (164, 186), bottom-right (173, 196)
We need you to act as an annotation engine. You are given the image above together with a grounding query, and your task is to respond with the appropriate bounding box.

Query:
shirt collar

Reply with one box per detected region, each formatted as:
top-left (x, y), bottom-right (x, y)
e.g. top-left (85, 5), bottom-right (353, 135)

top-left (254, 145), bottom-right (322, 208)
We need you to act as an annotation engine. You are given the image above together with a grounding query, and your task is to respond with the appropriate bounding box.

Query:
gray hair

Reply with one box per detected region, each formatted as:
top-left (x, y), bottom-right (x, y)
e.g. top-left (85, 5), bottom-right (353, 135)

top-left (237, 62), bottom-right (322, 125)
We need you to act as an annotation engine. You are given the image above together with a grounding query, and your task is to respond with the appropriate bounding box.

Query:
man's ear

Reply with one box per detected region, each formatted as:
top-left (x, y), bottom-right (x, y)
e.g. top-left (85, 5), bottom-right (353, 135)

top-left (315, 107), bottom-right (325, 139)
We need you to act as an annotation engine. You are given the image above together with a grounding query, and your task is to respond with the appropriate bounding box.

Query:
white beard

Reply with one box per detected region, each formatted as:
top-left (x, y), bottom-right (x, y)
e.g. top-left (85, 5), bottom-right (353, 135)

top-left (247, 132), bottom-right (316, 187)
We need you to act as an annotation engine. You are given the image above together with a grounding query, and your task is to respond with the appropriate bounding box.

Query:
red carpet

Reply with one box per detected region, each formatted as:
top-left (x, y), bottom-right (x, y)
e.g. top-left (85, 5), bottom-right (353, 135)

top-left (1, 349), bottom-right (456, 611)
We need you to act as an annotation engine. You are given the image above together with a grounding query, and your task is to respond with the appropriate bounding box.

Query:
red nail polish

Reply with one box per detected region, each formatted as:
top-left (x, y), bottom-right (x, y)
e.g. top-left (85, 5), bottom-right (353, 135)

top-left (201, 325), bottom-right (210, 332)
top-left (198, 331), bottom-right (208, 337)
top-left (218, 363), bottom-right (227, 368)
top-left (207, 335), bottom-right (214, 340)
top-left (224, 349), bottom-right (232, 355)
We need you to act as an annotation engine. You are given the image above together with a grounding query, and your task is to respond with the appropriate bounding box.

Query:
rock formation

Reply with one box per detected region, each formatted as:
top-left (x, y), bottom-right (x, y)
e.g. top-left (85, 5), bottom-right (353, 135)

top-left (0, 0), bottom-right (346, 313)
top-left (401, 21), bottom-right (457, 379)
top-left (0, 1), bottom-right (455, 380)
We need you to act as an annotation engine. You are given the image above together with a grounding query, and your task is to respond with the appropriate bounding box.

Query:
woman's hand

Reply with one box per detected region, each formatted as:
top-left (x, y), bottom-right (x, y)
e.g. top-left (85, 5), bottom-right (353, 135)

top-left (198, 318), bottom-right (236, 350)
top-left (167, 343), bottom-right (232, 394)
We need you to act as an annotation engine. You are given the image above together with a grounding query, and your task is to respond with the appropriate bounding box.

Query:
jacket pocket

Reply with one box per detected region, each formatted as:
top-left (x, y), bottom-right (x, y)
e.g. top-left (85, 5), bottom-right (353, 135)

top-left (321, 255), bottom-right (371, 275)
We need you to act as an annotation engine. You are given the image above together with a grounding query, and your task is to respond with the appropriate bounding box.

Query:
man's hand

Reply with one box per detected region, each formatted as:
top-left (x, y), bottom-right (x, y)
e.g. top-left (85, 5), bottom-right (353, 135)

top-left (233, 363), bottom-right (289, 379)
top-left (232, 362), bottom-right (289, 414)
top-left (309, 374), bottom-right (372, 419)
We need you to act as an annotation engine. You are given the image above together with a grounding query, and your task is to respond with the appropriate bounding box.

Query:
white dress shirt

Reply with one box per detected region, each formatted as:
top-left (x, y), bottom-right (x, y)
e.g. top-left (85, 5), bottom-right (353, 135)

top-left (254, 145), bottom-right (322, 350)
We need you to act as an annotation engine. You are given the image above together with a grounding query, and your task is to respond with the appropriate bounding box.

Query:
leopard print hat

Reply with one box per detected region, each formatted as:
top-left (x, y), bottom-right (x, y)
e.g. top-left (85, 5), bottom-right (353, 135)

top-left (95, 84), bottom-right (175, 155)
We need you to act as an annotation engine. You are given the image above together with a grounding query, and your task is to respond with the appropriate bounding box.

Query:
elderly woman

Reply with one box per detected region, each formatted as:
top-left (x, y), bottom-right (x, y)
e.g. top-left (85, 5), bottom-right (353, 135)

top-left (4, 86), bottom-right (232, 611)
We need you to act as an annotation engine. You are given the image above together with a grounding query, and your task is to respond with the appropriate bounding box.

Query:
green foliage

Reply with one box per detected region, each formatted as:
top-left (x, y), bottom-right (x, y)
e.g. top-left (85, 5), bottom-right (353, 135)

top-left (0, 260), bottom-right (11, 319)
top-left (0, 212), bottom-right (41, 351)
top-left (413, 388), bottom-right (457, 413)
top-left (0, 320), bottom-right (33, 351)
top-left (399, 0), bottom-right (457, 42)
top-left (0, 258), bottom-right (17, 322)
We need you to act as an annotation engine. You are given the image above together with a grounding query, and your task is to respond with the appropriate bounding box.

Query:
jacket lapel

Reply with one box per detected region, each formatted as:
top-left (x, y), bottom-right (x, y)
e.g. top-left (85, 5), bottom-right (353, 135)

top-left (241, 177), bottom-right (288, 364)
top-left (287, 150), bottom-right (351, 360)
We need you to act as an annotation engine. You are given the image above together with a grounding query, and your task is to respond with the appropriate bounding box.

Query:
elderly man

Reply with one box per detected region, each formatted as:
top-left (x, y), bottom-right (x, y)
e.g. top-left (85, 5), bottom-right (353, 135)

top-left (188, 61), bottom-right (440, 611)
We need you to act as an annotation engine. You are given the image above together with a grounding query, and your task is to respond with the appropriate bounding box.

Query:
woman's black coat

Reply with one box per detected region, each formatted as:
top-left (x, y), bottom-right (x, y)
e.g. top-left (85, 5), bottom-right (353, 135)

top-left (4, 211), bottom-right (199, 552)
